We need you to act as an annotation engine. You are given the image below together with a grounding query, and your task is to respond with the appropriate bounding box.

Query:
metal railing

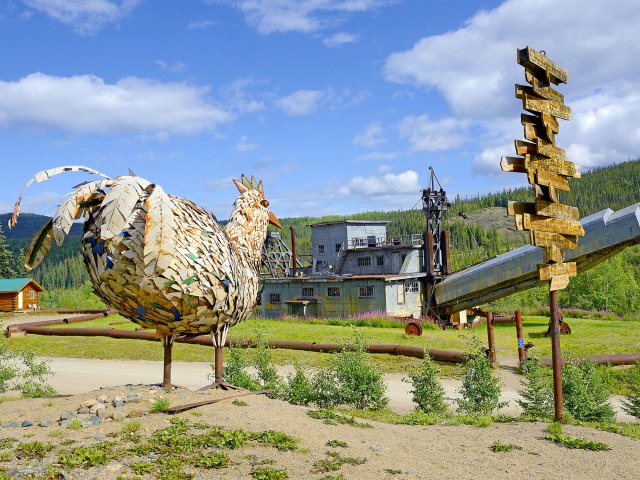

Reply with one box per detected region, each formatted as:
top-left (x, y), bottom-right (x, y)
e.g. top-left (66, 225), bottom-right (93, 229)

top-left (349, 234), bottom-right (423, 249)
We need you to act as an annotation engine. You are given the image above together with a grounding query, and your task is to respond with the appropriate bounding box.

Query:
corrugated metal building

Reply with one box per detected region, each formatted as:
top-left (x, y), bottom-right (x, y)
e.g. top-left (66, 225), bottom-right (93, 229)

top-left (261, 221), bottom-right (426, 318)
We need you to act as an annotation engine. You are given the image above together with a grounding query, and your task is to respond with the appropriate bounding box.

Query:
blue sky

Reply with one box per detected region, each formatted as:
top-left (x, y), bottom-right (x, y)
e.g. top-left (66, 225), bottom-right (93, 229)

top-left (1, 0), bottom-right (639, 221)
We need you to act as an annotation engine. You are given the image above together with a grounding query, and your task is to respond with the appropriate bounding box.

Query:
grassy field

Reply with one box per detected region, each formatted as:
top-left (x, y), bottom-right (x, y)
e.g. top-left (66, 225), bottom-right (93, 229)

top-left (6, 314), bottom-right (640, 377)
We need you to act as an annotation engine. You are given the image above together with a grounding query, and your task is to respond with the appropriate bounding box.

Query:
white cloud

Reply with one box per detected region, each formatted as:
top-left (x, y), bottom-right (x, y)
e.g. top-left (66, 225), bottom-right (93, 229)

top-left (187, 19), bottom-right (217, 30)
top-left (355, 151), bottom-right (398, 161)
top-left (275, 89), bottom-right (324, 116)
top-left (217, 0), bottom-right (393, 34)
top-left (398, 114), bottom-right (468, 152)
top-left (236, 135), bottom-right (258, 152)
top-left (338, 169), bottom-right (419, 196)
top-left (353, 121), bottom-right (385, 147)
top-left (323, 32), bottom-right (359, 47)
top-left (385, 0), bottom-right (640, 172)
top-left (220, 78), bottom-right (267, 115)
top-left (155, 60), bottom-right (188, 73)
top-left (22, 0), bottom-right (140, 34)
top-left (0, 72), bottom-right (232, 136)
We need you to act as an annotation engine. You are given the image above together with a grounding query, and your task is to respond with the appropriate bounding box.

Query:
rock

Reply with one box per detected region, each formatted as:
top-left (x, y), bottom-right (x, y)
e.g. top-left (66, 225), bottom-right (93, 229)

top-left (59, 411), bottom-right (77, 421)
top-left (21, 420), bottom-right (33, 427)
top-left (97, 395), bottom-right (109, 403)
top-left (98, 408), bottom-right (113, 419)
top-left (112, 400), bottom-right (125, 408)
top-left (90, 403), bottom-right (106, 414)
top-left (2, 423), bottom-right (19, 429)
top-left (89, 416), bottom-right (102, 425)
top-left (113, 396), bottom-right (125, 402)
top-left (77, 413), bottom-right (91, 420)
top-left (80, 399), bottom-right (98, 408)
top-left (112, 411), bottom-right (126, 421)
top-left (59, 420), bottom-right (70, 428)
top-left (39, 419), bottom-right (53, 427)
top-left (78, 407), bottom-right (90, 414)
top-left (94, 434), bottom-right (107, 442)
top-left (125, 394), bottom-right (144, 403)
top-left (148, 389), bottom-right (158, 395)
top-left (127, 409), bottom-right (144, 418)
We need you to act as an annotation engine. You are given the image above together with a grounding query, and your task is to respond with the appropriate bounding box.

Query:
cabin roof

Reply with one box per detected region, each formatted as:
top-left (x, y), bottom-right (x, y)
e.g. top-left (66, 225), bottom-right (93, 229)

top-left (0, 278), bottom-right (44, 293)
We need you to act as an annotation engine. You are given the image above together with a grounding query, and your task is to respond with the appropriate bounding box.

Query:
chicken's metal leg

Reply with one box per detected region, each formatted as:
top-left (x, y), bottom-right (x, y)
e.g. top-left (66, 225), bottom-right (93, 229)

top-left (161, 333), bottom-right (178, 388)
top-left (200, 325), bottom-right (243, 391)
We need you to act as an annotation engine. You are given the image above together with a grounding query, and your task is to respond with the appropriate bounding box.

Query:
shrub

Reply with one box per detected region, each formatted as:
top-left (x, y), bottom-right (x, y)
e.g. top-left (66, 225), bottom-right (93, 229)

top-left (406, 355), bottom-right (447, 415)
top-left (219, 344), bottom-right (260, 391)
top-left (150, 398), bottom-right (171, 413)
top-left (281, 362), bottom-right (314, 406)
top-left (517, 358), bottom-right (553, 419)
top-left (456, 347), bottom-right (507, 415)
top-left (0, 338), bottom-right (56, 398)
top-left (562, 360), bottom-right (615, 422)
top-left (309, 369), bottom-right (341, 409)
top-left (621, 362), bottom-right (640, 419)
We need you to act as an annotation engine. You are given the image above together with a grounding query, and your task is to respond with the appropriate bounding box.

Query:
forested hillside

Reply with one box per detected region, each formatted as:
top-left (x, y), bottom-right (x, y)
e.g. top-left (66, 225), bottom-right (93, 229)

top-left (1, 159), bottom-right (640, 313)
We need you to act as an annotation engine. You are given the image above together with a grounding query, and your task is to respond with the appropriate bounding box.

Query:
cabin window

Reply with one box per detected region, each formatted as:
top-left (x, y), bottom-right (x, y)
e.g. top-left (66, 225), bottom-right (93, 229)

top-left (357, 257), bottom-right (371, 267)
top-left (302, 287), bottom-right (315, 298)
top-left (29, 291), bottom-right (35, 300)
top-left (335, 243), bottom-right (342, 253)
top-left (359, 286), bottom-right (374, 298)
top-left (269, 293), bottom-right (281, 304)
top-left (318, 244), bottom-right (325, 254)
top-left (376, 256), bottom-right (385, 266)
top-left (404, 281), bottom-right (419, 293)
top-left (327, 287), bottom-right (341, 297)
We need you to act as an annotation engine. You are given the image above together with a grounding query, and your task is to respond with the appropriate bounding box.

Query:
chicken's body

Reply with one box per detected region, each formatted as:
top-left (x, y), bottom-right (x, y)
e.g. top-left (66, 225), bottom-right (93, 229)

top-left (10, 167), bottom-right (279, 387)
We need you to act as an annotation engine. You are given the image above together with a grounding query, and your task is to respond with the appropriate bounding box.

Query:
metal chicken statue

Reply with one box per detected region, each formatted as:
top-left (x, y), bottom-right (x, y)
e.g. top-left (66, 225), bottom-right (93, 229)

top-left (10, 166), bottom-right (281, 388)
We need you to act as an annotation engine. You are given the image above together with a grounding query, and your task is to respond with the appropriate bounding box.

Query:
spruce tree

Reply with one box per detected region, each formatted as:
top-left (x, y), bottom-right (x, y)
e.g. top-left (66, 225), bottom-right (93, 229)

top-left (407, 355), bottom-right (447, 415)
top-left (621, 363), bottom-right (640, 420)
top-left (0, 225), bottom-right (15, 278)
top-left (15, 248), bottom-right (29, 278)
top-left (517, 358), bottom-right (553, 419)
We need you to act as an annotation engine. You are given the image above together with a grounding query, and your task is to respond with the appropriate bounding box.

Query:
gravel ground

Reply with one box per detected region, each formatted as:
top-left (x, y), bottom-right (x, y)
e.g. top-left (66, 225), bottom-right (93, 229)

top-left (0, 385), bottom-right (638, 480)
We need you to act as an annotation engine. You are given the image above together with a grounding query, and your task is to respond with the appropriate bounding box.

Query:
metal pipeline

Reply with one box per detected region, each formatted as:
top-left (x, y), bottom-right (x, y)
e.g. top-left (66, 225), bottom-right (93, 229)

top-left (6, 309), bottom-right (117, 332)
top-left (540, 353), bottom-right (640, 367)
top-left (13, 325), bottom-right (469, 363)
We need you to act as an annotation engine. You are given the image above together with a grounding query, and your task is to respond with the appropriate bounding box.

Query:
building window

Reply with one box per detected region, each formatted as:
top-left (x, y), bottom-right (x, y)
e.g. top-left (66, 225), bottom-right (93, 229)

top-left (353, 238), bottom-right (367, 248)
top-left (335, 243), bottom-right (342, 253)
top-left (302, 287), bottom-right (314, 298)
top-left (359, 286), bottom-right (374, 298)
top-left (269, 293), bottom-right (281, 304)
top-left (327, 287), bottom-right (341, 297)
top-left (29, 291), bottom-right (35, 300)
top-left (376, 256), bottom-right (384, 266)
top-left (357, 257), bottom-right (371, 267)
top-left (318, 244), bottom-right (325, 254)
top-left (404, 281), bottom-right (419, 293)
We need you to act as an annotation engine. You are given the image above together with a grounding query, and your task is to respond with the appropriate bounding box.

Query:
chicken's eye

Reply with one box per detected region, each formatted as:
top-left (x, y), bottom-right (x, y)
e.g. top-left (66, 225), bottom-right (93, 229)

top-left (260, 199), bottom-right (269, 207)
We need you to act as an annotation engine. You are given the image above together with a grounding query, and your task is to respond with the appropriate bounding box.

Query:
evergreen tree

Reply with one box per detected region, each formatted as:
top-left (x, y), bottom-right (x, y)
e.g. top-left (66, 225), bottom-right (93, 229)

top-left (407, 355), bottom-right (447, 415)
top-left (0, 225), bottom-right (15, 278)
top-left (621, 363), bottom-right (640, 420)
top-left (15, 248), bottom-right (29, 278)
top-left (517, 358), bottom-right (554, 419)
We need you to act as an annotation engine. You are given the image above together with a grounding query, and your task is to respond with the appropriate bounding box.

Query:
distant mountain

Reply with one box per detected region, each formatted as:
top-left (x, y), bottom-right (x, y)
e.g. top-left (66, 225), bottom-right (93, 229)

top-left (0, 213), bottom-right (83, 241)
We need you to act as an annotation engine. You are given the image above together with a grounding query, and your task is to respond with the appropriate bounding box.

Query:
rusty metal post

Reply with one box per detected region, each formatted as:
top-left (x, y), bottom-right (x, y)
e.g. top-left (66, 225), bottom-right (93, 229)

top-left (162, 339), bottom-right (172, 388)
top-left (515, 309), bottom-right (526, 363)
top-left (550, 289), bottom-right (564, 422)
top-left (214, 344), bottom-right (223, 385)
top-left (486, 312), bottom-right (496, 366)
top-left (290, 226), bottom-right (297, 277)
top-left (440, 230), bottom-right (450, 275)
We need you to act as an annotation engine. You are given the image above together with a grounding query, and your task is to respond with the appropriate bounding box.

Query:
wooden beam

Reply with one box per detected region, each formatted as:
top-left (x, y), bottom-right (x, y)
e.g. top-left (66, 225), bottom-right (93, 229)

top-left (515, 139), bottom-right (537, 156)
top-left (516, 84), bottom-right (564, 104)
top-left (525, 154), bottom-right (580, 178)
top-left (523, 214), bottom-right (585, 236)
top-left (544, 244), bottom-right (564, 264)
top-left (536, 139), bottom-right (567, 161)
top-left (535, 199), bottom-right (579, 220)
top-left (538, 262), bottom-right (576, 281)
top-left (522, 94), bottom-right (572, 121)
top-left (507, 201), bottom-right (536, 216)
top-left (550, 274), bottom-right (571, 291)
top-left (518, 47), bottom-right (568, 85)
top-left (532, 170), bottom-right (570, 192)
top-left (500, 156), bottom-right (526, 173)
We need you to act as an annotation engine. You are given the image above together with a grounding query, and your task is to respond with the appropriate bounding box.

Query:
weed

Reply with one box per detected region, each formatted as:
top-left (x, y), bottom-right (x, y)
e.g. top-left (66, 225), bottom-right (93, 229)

top-left (314, 450), bottom-right (366, 473)
top-left (17, 441), bottom-right (54, 459)
top-left (192, 451), bottom-right (229, 469)
top-left (319, 476), bottom-right (346, 480)
top-left (232, 399), bottom-right (249, 407)
top-left (58, 443), bottom-right (112, 468)
top-left (456, 341), bottom-right (507, 415)
top-left (156, 457), bottom-right (193, 480)
top-left (0, 452), bottom-right (12, 462)
top-left (47, 428), bottom-right (65, 438)
top-left (308, 409), bottom-right (373, 428)
top-left (281, 362), bottom-right (314, 406)
top-left (406, 355), bottom-right (447, 415)
top-left (251, 430), bottom-right (299, 451)
top-left (326, 439), bottom-right (348, 448)
top-left (122, 420), bottom-right (141, 433)
top-left (151, 398), bottom-right (171, 413)
top-left (562, 360), bottom-right (615, 422)
top-left (67, 418), bottom-right (82, 430)
top-left (0, 438), bottom-right (16, 449)
top-left (621, 362), bottom-right (640, 419)
top-left (129, 461), bottom-right (154, 475)
top-left (385, 469), bottom-right (403, 475)
top-left (251, 466), bottom-right (288, 480)
top-left (490, 441), bottom-right (521, 452)
top-left (218, 344), bottom-right (260, 391)
top-left (543, 423), bottom-right (610, 450)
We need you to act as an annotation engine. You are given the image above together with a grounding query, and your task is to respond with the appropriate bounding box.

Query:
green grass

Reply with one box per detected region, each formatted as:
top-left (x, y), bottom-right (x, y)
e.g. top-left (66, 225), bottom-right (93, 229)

top-left (6, 314), bottom-right (640, 376)
top-left (543, 423), bottom-right (610, 451)
top-left (490, 441), bottom-right (522, 452)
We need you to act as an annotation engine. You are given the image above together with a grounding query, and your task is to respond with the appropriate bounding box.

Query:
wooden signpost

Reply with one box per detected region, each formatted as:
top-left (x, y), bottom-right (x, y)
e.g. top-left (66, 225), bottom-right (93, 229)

top-left (502, 47), bottom-right (584, 422)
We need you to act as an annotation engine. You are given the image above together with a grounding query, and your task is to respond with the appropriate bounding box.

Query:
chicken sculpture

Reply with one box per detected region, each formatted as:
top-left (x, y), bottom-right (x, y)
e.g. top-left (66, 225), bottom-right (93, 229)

top-left (10, 166), bottom-right (281, 389)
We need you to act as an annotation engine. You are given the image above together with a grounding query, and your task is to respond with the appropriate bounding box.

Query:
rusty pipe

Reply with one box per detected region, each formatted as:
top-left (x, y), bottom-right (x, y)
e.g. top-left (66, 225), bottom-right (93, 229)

top-left (540, 353), bottom-right (640, 367)
top-left (13, 326), bottom-right (469, 363)
top-left (6, 309), bottom-right (117, 332)
top-left (492, 315), bottom-right (516, 323)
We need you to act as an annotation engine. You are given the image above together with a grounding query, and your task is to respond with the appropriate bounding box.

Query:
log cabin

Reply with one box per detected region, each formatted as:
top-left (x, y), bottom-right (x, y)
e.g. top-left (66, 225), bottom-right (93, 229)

top-left (0, 278), bottom-right (44, 311)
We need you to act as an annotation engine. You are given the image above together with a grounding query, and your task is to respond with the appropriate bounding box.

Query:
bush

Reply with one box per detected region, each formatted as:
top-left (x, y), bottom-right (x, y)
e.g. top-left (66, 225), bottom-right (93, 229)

top-left (0, 338), bottom-right (56, 398)
top-left (621, 363), bottom-right (640, 419)
top-left (219, 345), bottom-right (260, 391)
top-left (517, 358), bottom-right (553, 419)
top-left (406, 355), bottom-right (447, 415)
top-left (456, 347), bottom-right (507, 415)
top-left (281, 363), bottom-right (314, 406)
top-left (562, 360), bottom-right (615, 423)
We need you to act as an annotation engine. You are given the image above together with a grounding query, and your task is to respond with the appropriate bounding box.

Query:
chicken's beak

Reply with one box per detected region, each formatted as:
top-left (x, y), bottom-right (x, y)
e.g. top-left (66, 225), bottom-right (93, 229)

top-left (268, 211), bottom-right (282, 229)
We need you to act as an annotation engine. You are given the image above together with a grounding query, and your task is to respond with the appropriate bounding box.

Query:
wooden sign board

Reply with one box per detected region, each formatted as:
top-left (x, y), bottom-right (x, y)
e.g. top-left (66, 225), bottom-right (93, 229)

top-left (525, 154), bottom-right (580, 178)
top-left (522, 94), bottom-right (572, 121)
top-left (538, 261), bottom-right (576, 281)
top-left (523, 213), bottom-right (585, 236)
top-left (531, 231), bottom-right (579, 249)
top-left (535, 199), bottom-right (579, 221)
top-left (518, 47), bottom-right (568, 85)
